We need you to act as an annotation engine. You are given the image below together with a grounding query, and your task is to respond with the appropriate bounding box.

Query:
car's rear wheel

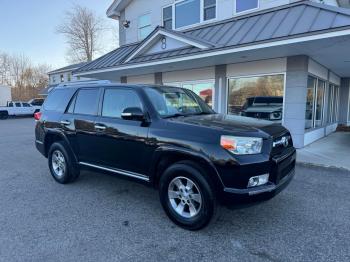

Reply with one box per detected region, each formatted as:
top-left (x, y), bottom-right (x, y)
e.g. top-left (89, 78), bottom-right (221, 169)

top-left (48, 141), bottom-right (80, 184)
top-left (159, 161), bottom-right (216, 230)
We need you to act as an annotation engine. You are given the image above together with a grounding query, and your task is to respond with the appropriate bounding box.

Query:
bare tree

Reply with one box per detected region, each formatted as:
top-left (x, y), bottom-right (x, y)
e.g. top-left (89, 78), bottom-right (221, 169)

top-left (0, 51), bottom-right (51, 100)
top-left (56, 5), bottom-right (104, 63)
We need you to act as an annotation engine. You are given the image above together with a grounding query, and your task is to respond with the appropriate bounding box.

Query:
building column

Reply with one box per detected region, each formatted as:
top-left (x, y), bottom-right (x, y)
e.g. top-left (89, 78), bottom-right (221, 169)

top-left (339, 78), bottom-right (350, 126)
top-left (155, 72), bottom-right (163, 85)
top-left (284, 56), bottom-right (309, 149)
top-left (214, 65), bottom-right (227, 113)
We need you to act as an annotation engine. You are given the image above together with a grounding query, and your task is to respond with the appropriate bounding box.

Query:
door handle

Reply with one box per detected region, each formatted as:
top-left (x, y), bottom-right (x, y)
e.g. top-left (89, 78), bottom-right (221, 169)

top-left (95, 124), bottom-right (106, 131)
top-left (60, 120), bottom-right (71, 125)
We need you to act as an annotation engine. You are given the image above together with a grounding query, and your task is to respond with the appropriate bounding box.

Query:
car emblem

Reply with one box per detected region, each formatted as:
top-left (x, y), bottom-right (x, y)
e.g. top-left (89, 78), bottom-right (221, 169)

top-left (273, 136), bottom-right (289, 148)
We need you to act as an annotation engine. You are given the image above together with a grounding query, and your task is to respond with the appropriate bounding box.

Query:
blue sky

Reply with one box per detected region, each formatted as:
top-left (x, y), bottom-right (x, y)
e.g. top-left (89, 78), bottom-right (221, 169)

top-left (0, 0), bottom-right (118, 69)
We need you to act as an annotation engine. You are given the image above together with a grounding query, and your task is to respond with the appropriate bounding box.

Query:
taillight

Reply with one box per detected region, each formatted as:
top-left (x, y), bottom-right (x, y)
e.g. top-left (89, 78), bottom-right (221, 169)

top-left (34, 112), bottom-right (42, 121)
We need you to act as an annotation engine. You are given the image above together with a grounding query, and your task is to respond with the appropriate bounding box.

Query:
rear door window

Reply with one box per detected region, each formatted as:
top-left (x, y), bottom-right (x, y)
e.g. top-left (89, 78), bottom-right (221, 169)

top-left (22, 103), bottom-right (31, 107)
top-left (44, 89), bottom-right (74, 112)
top-left (15, 103), bottom-right (21, 107)
top-left (102, 89), bottom-right (143, 118)
top-left (74, 89), bottom-right (100, 116)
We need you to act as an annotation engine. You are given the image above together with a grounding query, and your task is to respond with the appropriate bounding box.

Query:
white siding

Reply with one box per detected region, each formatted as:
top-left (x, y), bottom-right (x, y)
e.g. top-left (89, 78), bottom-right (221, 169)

top-left (0, 85), bottom-right (12, 106)
top-left (119, 0), bottom-right (340, 45)
top-left (308, 59), bottom-right (328, 80)
top-left (226, 58), bottom-right (287, 77)
top-left (329, 72), bottom-right (341, 86)
top-left (127, 74), bottom-right (155, 84)
top-left (163, 67), bottom-right (215, 83)
top-left (49, 71), bottom-right (93, 85)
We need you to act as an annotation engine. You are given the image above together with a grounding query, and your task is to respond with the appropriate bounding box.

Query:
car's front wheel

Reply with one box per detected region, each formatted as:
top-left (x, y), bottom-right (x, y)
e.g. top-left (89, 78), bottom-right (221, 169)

top-left (159, 161), bottom-right (216, 230)
top-left (48, 141), bottom-right (80, 184)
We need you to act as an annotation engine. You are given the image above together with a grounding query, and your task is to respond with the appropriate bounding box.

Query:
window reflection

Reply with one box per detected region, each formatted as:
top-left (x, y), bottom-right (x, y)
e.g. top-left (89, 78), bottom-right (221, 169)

top-left (166, 81), bottom-right (214, 108)
top-left (228, 75), bottom-right (284, 123)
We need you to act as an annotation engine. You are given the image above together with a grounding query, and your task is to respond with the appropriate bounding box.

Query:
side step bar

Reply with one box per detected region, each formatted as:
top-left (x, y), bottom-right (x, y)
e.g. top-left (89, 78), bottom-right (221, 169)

top-left (79, 162), bottom-right (150, 182)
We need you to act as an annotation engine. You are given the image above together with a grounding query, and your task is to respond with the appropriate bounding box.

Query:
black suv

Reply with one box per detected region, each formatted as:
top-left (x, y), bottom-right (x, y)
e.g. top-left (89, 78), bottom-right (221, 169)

top-left (35, 82), bottom-right (296, 230)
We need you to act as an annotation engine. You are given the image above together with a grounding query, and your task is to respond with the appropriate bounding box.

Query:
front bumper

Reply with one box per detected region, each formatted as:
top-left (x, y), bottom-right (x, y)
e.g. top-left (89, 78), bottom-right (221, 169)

top-left (220, 149), bottom-right (296, 202)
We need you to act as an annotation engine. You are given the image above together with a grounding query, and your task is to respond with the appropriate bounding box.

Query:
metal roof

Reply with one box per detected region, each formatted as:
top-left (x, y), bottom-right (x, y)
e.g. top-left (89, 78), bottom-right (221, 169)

top-left (74, 1), bottom-right (350, 74)
top-left (48, 62), bottom-right (89, 74)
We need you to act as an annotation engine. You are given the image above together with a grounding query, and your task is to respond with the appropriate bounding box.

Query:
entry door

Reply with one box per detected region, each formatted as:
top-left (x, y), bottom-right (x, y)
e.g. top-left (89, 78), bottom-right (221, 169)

top-left (94, 88), bottom-right (151, 175)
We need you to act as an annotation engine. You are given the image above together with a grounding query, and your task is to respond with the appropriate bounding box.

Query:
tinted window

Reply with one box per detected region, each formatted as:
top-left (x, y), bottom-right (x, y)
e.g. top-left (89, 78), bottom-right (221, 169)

top-left (102, 89), bottom-right (142, 118)
top-left (44, 89), bottom-right (73, 112)
top-left (23, 103), bottom-right (31, 107)
top-left (15, 103), bottom-right (21, 107)
top-left (8, 103), bottom-right (13, 107)
top-left (74, 89), bottom-right (100, 115)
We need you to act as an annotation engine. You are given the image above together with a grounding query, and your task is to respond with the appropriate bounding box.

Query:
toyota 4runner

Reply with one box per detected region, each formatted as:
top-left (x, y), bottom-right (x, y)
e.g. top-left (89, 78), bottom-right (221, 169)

top-left (35, 82), bottom-right (296, 230)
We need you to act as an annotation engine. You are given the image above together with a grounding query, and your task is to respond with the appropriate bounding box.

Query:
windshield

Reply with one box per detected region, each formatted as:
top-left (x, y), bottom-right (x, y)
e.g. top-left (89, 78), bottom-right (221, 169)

top-left (145, 87), bottom-right (214, 118)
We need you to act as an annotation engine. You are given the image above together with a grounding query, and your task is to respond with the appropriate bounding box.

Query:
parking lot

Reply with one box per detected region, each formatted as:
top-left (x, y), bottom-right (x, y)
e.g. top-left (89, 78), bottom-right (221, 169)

top-left (0, 118), bottom-right (349, 262)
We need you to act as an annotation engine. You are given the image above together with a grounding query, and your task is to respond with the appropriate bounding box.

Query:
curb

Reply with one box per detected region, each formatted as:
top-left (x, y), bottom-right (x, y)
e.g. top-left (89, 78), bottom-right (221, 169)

top-left (296, 161), bottom-right (350, 173)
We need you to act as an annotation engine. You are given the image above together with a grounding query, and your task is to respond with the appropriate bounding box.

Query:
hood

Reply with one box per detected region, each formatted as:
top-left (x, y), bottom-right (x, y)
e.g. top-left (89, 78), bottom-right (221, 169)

top-left (168, 114), bottom-right (286, 137)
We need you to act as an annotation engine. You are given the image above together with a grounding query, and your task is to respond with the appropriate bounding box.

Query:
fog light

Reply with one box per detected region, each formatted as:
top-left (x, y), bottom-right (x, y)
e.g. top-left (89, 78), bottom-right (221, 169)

top-left (248, 174), bottom-right (269, 188)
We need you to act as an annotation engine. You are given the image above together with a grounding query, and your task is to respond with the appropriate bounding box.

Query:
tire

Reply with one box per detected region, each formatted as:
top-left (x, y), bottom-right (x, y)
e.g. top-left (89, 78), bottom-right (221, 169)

top-left (48, 141), bottom-right (80, 184)
top-left (0, 111), bottom-right (9, 120)
top-left (159, 161), bottom-right (216, 230)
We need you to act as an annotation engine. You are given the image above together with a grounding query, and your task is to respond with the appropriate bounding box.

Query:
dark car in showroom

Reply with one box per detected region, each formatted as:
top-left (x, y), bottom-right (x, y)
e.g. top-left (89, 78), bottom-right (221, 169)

top-left (241, 96), bottom-right (284, 123)
top-left (34, 82), bottom-right (296, 230)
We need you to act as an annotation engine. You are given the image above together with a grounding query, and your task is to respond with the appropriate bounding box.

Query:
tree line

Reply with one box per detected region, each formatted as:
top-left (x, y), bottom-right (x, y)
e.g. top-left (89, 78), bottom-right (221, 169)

top-left (0, 52), bottom-right (51, 101)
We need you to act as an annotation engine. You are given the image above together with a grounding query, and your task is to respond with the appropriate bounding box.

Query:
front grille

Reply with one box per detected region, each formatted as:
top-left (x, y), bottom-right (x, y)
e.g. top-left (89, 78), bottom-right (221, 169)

top-left (244, 112), bottom-right (270, 119)
top-left (271, 132), bottom-right (293, 156)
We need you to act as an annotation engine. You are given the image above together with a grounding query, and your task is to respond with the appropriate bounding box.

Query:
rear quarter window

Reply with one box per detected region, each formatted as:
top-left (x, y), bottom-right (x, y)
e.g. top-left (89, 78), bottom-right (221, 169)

top-left (43, 89), bottom-right (74, 112)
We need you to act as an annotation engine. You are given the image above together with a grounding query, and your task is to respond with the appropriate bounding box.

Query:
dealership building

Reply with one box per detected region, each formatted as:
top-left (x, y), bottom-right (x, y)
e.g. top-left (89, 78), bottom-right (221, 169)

top-left (74, 0), bottom-right (350, 148)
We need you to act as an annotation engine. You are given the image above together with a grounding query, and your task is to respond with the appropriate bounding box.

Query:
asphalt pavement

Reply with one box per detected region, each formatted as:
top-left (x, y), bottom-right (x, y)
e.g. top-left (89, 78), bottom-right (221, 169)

top-left (0, 118), bottom-right (349, 262)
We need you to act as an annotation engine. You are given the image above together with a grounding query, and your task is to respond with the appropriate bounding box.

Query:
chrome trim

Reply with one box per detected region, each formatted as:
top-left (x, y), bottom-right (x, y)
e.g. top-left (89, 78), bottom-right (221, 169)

top-left (94, 125), bottom-right (106, 130)
top-left (35, 140), bottom-right (44, 145)
top-left (79, 162), bottom-right (150, 182)
top-left (60, 120), bottom-right (71, 125)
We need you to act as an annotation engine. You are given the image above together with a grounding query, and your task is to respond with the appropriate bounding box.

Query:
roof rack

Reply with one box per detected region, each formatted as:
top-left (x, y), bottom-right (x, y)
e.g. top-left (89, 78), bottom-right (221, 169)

top-left (57, 80), bottom-right (111, 88)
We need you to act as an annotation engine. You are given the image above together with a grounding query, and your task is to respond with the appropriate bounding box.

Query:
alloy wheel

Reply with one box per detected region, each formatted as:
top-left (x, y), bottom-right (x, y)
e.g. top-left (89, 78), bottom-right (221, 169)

top-left (51, 150), bottom-right (66, 178)
top-left (168, 176), bottom-right (202, 218)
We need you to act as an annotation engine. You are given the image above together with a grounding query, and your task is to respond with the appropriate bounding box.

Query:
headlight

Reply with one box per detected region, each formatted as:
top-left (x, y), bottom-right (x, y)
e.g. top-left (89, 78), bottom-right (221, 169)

top-left (220, 136), bottom-right (263, 155)
top-left (270, 111), bottom-right (282, 120)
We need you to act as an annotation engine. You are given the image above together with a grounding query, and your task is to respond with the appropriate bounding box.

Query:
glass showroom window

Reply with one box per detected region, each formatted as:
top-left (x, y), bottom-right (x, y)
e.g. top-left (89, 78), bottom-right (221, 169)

top-left (333, 86), bottom-right (340, 122)
top-left (138, 14), bottom-right (152, 40)
top-left (327, 84), bottom-right (334, 124)
top-left (235, 0), bottom-right (259, 13)
top-left (314, 79), bottom-right (325, 127)
top-left (162, 6), bottom-right (173, 30)
top-left (183, 82), bottom-right (214, 108)
top-left (305, 76), bottom-right (316, 129)
top-left (227, 74), bottom-right (284, 123)
top-left (166, 81), bottom-right (214, 108)
top-left (305, 76), bottom-right (326, 129)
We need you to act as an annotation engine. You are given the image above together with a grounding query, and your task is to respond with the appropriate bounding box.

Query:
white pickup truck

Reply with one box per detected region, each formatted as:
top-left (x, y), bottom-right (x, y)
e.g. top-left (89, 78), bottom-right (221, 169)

top-left (0, 101), bottom-right (41, 120)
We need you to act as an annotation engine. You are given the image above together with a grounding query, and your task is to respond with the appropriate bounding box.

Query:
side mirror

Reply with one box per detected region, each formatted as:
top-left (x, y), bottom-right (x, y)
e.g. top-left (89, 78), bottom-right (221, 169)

top-left (121, 107), bottom-right (145, 121)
